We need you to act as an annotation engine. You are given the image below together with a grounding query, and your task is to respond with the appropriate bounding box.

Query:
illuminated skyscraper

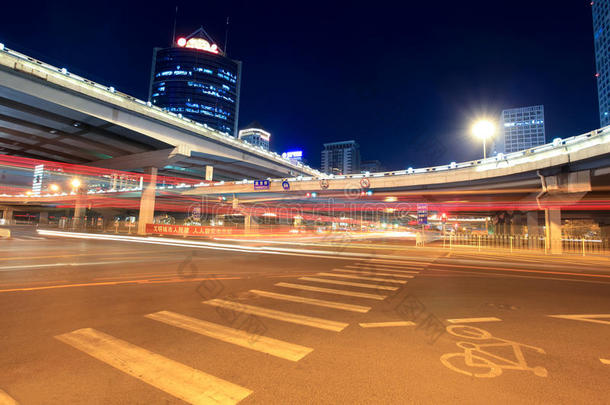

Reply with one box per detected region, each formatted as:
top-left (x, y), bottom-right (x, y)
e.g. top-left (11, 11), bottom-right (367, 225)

top-left (321, 140), bottom-right (361, 175)
top-left (499, 105), bottom-right (546, 154)
top-left (593, 0), bottom-right (610, 126)
top-left (238, 121), bottom-right (270, 150)
top-left (148, 27), bottom-right (242, 136)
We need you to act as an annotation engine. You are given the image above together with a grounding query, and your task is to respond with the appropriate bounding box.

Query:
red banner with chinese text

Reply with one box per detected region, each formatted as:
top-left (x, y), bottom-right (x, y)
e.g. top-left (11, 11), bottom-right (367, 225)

top-left (145, 224), bottom-right (237, 236)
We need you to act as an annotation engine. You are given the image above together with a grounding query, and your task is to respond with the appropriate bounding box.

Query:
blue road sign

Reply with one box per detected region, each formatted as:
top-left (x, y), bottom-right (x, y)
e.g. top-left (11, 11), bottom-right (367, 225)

top-left (417, 203), bottom-right (428, 225)
top-left (282, 180), bottom-right (290, 190)
top-left (254, 180), bottom-right (270, 190)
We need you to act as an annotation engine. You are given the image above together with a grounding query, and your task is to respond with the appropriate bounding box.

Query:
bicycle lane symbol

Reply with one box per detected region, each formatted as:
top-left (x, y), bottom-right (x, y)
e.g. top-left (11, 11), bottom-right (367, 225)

top-left (440, 325), bottom-right (548, 378)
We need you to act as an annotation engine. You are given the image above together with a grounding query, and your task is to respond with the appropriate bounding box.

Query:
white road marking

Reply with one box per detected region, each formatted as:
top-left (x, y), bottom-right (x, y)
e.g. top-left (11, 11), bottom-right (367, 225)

top-left (548, 314), bottom-right (610, 325)
top-left (299, 276), bottom-right (398, 291)
top-left (353, 263), bottom-right (423, 270)
top-left (446, 317), bottom-right (502, 324)
top-left (317, 272), bottom-right (407, 284)
top-left (359, 321), bottom-right (416, 328)
top-left (250, 289), bottom-right (371, 313)
top-left (344, 265), bottom-right (419, 274)
top-left (55, 328), bottom-right (252, 404)
top-left (0, 389), bottom-right (18, 405)
top-left (601, 358), bottom-right (610, 365)
top-left (146, 311), bottom-right (312, 362)
top-left (275, 282), bottom-right (387, 300)
top-left (333, 269), bottom-right (415, 278)
top-left (203, 299), bottom-right (349, 332)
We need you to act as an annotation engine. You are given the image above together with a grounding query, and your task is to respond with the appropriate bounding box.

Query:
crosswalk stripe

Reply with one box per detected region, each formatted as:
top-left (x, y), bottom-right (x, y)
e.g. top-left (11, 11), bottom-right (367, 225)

top-left (55, 328), bottom-right (252, 404)
top-left (344, 265), bottom-right (419, 274)
top-left (276, 282), bottom-right (387, 300)
top-left (359, 321), bottom-right (416, 328)
top-left (146, 311), bottom-right (312, 362)
top-left (317, 272), bottom-right (407, 284)
top-left (250, 289), bottom-right (371, 313)
top-left (0, 388), bottom-right (18, 405)
top-left (446, 317), bottom-right (502, 324)
top-left (203, 299), bottom-right (349, 332)
top-left (353, 262), bottom-right (422, 270)
top-left (333, 269), bottom-right (414, 278)
top-left (299, 276), bottom-right (398, 291)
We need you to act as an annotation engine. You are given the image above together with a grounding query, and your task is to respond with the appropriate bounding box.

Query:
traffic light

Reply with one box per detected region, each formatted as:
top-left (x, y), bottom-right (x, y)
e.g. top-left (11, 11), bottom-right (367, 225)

top-left (441, 213), bottom-right (448, 223)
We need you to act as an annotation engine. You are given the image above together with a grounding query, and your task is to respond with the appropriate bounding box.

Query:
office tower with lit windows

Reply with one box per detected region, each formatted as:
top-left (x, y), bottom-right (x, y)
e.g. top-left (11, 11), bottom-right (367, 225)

top-left (499, 105), bottom-right (546, 153)
top-left (148, 27), bottom-right (242, 136)
top-left (321, 140), bottom-right (361, 175)
top-left (238, 121), bottom-right (270, 150)
top-left (593, 0), bottom-right (610, 127)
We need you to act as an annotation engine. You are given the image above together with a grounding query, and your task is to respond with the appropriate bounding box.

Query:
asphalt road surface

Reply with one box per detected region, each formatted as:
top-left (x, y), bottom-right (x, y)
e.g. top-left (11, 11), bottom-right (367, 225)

top-left (0, 226), bottom-right (609, 404)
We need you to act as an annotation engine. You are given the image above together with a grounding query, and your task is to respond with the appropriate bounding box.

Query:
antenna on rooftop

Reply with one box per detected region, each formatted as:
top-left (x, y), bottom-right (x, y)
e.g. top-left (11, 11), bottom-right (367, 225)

top-left (171, 6), bottom-right (178, 46)
top-left (224, 16), bottom-right (230, 56)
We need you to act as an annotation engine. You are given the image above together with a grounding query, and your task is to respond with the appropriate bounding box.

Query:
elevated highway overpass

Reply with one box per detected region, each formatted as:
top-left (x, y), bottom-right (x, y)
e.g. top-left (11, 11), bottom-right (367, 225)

top-left (0, 43), bottom-right (320, 181)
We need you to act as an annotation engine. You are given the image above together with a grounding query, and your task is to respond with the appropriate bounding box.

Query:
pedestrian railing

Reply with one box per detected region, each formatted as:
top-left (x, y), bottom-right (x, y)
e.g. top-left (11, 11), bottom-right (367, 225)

top-left (439, 233), bottom-right (610, 256)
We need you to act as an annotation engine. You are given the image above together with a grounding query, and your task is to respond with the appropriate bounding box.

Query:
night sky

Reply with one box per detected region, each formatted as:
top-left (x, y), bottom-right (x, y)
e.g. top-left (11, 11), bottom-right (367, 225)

top-left (0, 1), bottom-right (600, 170)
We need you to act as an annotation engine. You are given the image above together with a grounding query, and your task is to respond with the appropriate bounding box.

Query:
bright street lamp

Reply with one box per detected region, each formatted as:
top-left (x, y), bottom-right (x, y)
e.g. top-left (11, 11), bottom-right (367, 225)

top-left (472, 120), bottom-right (496, 159)
top-left (49, 184), bottom-right (60, 192)
top-left (70, 178), bottom-right (81, 191)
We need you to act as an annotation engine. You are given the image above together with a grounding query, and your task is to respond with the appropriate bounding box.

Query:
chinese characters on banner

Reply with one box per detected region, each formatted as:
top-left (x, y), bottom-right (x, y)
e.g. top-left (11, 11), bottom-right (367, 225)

top-left (145, 224), bottom-right (235, 236)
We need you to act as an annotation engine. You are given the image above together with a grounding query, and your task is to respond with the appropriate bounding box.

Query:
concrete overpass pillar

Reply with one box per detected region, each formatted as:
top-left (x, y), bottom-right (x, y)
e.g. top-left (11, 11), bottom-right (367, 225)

top-left (527, 211), bottom-right (540, 237)
top-left (205, 166), bottom-right (214, 181)
top-left (39, 211), bottom-right (49, 225)
top-left (545, 209), bottom-right (562, 254)
top-left (511, 212), bottom-right (524, 235)
top-left (244, 215), bottom-right (258, 232)
top-left (137, 167), bottom-right (157, 235)
top-left (2, 208), bottom-right (13, 225)
top-left (73, 197), bottom-right (86, 229)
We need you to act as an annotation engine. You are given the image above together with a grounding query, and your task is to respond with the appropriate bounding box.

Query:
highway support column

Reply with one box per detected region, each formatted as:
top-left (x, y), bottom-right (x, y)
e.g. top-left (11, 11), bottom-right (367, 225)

top-left (545, 208), bottom-right (562, 254)
top-left (39, 211), bottom-right (49, 225)
top-left (73, 197), bottom-right (85, 229)
top-left (2, 208), bottom-right (13, 225)
top-left (527, 211), bottom-right (540, 237)
top-left (137, 167), bottom-right (157, 235)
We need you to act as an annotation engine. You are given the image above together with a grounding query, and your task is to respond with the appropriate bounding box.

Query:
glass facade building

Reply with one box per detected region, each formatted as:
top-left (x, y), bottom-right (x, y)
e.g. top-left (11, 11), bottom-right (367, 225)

top-left (238, 121), bottom-right (270, 150)
top-left (148, 31), bottom-right (242, 136)
top-left (593, 0), bottom-right (610, 127)
top-left (321, 140), bottom-right (361, 175)
top-left (499, 105), bottom-right (546, 154)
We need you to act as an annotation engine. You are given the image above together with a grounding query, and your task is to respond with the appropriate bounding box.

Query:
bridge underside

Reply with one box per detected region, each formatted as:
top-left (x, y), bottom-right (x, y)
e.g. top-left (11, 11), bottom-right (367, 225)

top-left (0, 79), bottom-right (298, 181)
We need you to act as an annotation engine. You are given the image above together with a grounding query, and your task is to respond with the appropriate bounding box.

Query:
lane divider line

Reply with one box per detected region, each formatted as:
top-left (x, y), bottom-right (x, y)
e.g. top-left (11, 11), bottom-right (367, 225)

top-left (353, 263), bottom-right (424, 270)
top-left (359, 321), bottom-right (416, 328)
top-left (275, 282), bottom-right (387, 300)
top-left (332, 269), bottom-right (414, 279)
top-left (55, 328), bottom-right (252, 404)
top-left (601, 358), bottom-right (610, 365)
top-left (203, 299), bottom-right (349, 332)
top-left (446, 317), bottom-right (502, 324)
top-left (317, 272), bottom-right (407, 284)
top-left (344, 265), bottom-right (419, 274)
top-left (299, 276), bottom-right (398, 291)
top-left (146, 311), bottom-right (313, 362)
top-left (250, 289), bottom-right (371, 313)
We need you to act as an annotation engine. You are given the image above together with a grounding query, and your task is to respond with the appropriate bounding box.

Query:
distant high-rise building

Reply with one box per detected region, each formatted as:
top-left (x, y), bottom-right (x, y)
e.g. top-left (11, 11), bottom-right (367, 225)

top-left (499, 105), bottom-right (546, 154)
top-left (593, 1), bottom-right (610, 127)
top-left (238, 121), bottom-right (270, 150)
top-left (321, 141), bottom-right (361, 175)
top-left (148, 27), bottom-right (242, 136)
top-left (360, 160), bottom-right (384, 173)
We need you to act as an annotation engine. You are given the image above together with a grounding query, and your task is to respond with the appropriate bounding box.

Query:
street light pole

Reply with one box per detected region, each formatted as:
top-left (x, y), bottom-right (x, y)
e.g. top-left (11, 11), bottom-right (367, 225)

top-left (472, 119), bottom-right (495, 160)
